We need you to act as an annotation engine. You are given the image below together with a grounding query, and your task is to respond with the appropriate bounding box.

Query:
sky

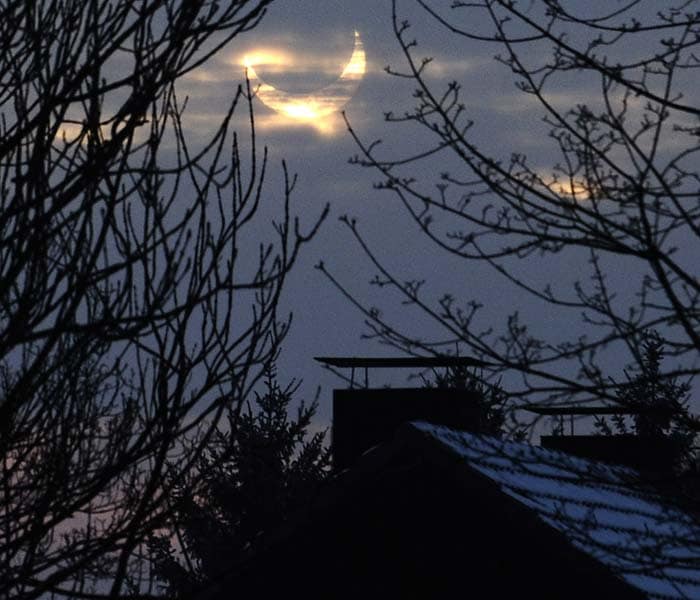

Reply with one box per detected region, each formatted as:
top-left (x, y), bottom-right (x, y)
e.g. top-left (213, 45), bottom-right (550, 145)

top-left (9, 4), bottom-right (698, 597)
top-left (168, 0), bottom-right (700, 432)
top-left (172, 0), bottom-right (480, 424)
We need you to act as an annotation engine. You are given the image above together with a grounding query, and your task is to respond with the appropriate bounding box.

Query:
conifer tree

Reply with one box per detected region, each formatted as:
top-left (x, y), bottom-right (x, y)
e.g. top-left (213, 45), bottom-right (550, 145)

top-left (595, 332), bottom-right (696, 468)
top-left (149, 367), bottom-right (331, 597)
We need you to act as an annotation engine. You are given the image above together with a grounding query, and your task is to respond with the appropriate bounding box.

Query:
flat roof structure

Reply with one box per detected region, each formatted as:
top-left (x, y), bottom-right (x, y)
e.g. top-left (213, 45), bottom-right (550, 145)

top-left (315, 355), bottom-right (487, 388)
top-left (524, 403), bottom-right (676, 415)
top-left (314, 356), bottom-right (486, 369)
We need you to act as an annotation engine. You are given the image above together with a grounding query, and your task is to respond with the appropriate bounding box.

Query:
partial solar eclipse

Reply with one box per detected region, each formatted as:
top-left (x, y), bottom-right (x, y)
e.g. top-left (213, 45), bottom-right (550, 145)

top-left (243, 31), bottom-right (366, 123)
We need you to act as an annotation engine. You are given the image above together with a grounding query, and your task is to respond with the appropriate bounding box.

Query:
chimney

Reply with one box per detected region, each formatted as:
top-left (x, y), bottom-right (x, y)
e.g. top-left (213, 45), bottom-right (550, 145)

top-left (528, 404), bottom-right (683, 473)
top-left (316, 356), bottom-right (484, 470)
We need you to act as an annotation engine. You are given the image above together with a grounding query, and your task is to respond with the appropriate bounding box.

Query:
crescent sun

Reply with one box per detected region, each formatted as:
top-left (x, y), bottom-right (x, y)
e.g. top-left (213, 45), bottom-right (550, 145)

top-left (245, 31), bottom-right (366, 120)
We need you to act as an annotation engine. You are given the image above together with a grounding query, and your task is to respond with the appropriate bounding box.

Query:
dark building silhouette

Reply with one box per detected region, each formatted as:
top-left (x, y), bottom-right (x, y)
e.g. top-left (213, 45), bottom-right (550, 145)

top-left (317, 356), bottom-right (486, 470)
top-left (332, 387), bottom-right (481, 469)
top-left (527, 402), bottom-right (686, 473)
top-left (196, 363), bottom-right (700, 600)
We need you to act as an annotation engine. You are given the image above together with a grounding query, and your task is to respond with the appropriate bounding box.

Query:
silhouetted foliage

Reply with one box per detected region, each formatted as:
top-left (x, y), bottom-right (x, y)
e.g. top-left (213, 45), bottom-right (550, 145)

top-left (594, 332), bottom-right (696, 468)
top-left (319, 0), bottom-right (700, 428)
top-left (0, 2), bottom-right (326, 598)
top-left (149, 366), bottom-right (331, 597)
top-left (423, 366), bottom-right (508, 437)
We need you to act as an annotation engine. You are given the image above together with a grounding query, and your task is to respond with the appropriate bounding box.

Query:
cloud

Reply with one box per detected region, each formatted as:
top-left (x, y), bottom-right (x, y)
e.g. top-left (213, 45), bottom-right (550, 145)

top-left (253, 111), bottom-right (346, 137)
top-left (175, 32), bottom-right (367, 140)
top-left (227, 38), bottom-right (361, 79)
top-left (422, 56), bottom-right (489, 79)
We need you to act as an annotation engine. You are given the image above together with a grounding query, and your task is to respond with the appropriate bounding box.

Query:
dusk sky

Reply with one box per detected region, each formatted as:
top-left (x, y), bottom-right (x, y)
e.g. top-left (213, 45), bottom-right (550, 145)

top-left (173, 0), bottom-right (485, 421)
top-left (9, 4), bottom-right (700, 598)
top-left (167, 0), bottom-right (699, 429)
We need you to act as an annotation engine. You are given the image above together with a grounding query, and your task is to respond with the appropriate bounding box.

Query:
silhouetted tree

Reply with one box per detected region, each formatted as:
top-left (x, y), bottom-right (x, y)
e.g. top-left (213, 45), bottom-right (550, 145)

top-left (148, 366), bottom-right (330, 598)
top-left (422, 366), bottom-right (508, 437)
top-left (594, 332), bottom-right (696, 468)
top-left (0, 2), bottom-right (326, 599)
top-left (319, 1), bottom-right (700, 426)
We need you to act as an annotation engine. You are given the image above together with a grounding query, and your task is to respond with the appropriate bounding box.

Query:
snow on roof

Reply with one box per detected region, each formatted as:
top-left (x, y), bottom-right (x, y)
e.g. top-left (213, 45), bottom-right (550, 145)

top-left (411, 421), bottom-right (700, 600)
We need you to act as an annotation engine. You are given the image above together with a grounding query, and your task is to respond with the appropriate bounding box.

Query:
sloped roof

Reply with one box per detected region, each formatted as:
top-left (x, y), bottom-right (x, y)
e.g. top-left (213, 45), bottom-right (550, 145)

top-left (411, 421), bottom-right (700, 600)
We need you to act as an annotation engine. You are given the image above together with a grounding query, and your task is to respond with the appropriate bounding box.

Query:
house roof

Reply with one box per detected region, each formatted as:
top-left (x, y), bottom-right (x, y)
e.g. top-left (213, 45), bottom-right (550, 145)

top-left (196, 421), bottom-right (700, 600)
top-left (410, 421), bottom-right (700, 600)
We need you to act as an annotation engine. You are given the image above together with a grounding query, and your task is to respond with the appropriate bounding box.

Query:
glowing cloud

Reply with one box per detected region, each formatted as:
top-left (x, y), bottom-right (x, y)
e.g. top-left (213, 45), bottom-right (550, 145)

top-left (242, 50), bottom-right (293, 72)
top-left (537, 171), bottom-right (597, 201)
top-left (243, 31), bottom-right (366, 135)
